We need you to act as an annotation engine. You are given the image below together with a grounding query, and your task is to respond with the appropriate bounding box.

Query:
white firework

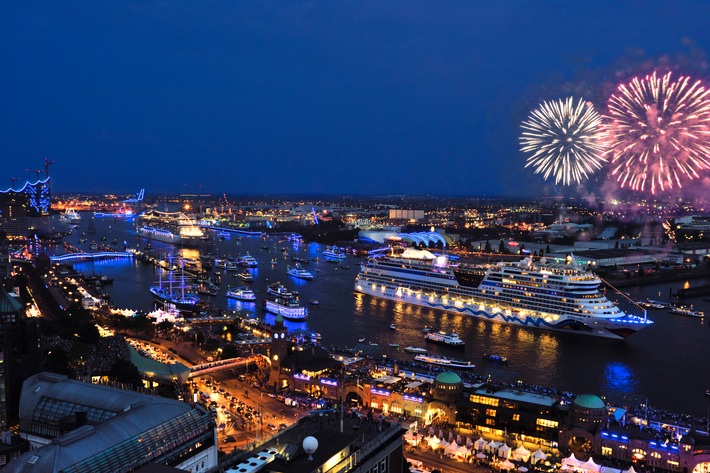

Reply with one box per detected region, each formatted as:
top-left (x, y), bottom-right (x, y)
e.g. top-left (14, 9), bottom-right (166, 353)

top-left (520, 97), bottom-right (607, 186)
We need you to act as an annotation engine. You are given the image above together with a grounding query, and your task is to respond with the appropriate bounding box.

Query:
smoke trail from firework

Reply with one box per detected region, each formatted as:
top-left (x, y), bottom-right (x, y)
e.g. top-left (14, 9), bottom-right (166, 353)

top-left (604, 71), bottom-right (710, 194)
top-left (520, 97), bottom-right (607, 186)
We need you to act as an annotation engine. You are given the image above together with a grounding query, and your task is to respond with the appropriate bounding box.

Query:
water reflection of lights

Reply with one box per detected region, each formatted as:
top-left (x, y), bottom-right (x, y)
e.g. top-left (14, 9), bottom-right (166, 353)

top-left (604, 362), bottom-right (637, 393)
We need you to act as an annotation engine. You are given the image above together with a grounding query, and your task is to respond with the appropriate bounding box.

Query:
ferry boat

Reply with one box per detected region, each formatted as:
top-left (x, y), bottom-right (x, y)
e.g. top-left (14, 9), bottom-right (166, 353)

top-left (267, 282), bottom-right (295, 298)
top-left (263, 296), bottom-right (307, 320)
top-left (226, 286), bottom-right (256, 302)
top-left (414, 354), bottom-right (475, 370)
top-left (239, 253), bottom-right (259, 267)
top-left (669, 306), bottom-right (705, 318)
top-left (482, 353), bottom-right (508, 364)
top-left (287, 264), bottom-right (314, 280)
top-left (323, 246), bottom-right (347, 261)
top-left (237, 271), bottom-right (254, 282)
top-left (354, 248), bottom-right (653, 339)
top-left (136, 209), bottom-right (204, 246)
top-left (404, 346), bottom-right (428, 354)
top-left (59, 209), bottom-right (81, 225)
top-left (424, 331), bottom-right (465, 348)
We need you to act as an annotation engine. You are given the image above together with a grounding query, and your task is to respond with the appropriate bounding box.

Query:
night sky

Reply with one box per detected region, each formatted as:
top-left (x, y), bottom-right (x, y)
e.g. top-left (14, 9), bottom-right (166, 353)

top-left (3, 2), bottom-right (710, 196)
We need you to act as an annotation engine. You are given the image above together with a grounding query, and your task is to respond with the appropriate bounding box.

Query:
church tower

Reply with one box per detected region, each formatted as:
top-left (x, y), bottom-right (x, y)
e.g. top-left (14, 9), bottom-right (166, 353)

top-left (268, 314), bottom-right (289, 392)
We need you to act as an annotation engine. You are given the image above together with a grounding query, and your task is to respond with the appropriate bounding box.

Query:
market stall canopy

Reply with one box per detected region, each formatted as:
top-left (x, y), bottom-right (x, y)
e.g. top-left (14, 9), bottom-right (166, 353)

top-left (562, 453), bottom-right (582, 468)
top-left (498, 443), bottom-right (511, 458)
top-left (500, 459), bottom-right (516, 470)
top-left (581, 458), bottom-right (600, 472)
top-left (514, 445), bottom-right (531, 462)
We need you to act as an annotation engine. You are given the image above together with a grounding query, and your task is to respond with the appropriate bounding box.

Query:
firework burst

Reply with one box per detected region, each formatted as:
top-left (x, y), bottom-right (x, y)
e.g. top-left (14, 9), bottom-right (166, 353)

top-left (604, 71), bottom-right (710, 194)
top-left (520, 97), bottom-right (607, 186)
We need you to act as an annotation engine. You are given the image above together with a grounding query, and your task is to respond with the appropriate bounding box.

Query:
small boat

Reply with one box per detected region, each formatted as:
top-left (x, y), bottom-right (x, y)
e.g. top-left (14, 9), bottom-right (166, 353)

top-left (197, 284), bottom-right (219, 296)
top-left (308, 299), bottom-right (319, 306)
top-left (271, 258), bottom-right (278, 264)
top-left (482, 353), bottom-right (509, 364)
top-left (358, 337), bottom-right (366, 343)
top-left (238, 253), bottom-right (259, 267)
top-left (705, 389), bottom-right (710, 398)
top-left (368, 342), bottom-right (379, 347)
top-left (669, 306), bottom-right (705, 318)
top-left (339, 264), bottom-right (350, 270)
top-left (389, 343), bottom-right (400, 348)
top-left (389, 324), bottom-right (396, 330)
top-left (237, 271), bottom-right (254, 282)
top-left (415, 354), bottom-right (475, 370)
top-left (404, 346), bottom-right (427, 354)
top-left (422, 326), bottom-right (431, 333)
top-left (225, 260), bottom-right (239, 271)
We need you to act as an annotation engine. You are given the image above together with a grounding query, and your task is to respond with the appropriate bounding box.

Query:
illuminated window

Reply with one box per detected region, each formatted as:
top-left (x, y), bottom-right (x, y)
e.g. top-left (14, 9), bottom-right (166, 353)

top-left (536, 419), bottom-right (558, 428)
top-left (486, 418), bottom-right (495, 426)
top-left (486, 409), bottom-right (497, 417)
top-left (512, 414), bottom-right (520, 422)
top-left (470, 395), bottom-right (499, 407)
top-left (602, 447), bottom-right (612, 456)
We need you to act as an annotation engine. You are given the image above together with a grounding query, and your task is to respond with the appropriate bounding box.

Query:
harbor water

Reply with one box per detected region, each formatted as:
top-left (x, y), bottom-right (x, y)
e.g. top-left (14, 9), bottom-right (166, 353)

top-left (50, 214), bottom-right (710, 417)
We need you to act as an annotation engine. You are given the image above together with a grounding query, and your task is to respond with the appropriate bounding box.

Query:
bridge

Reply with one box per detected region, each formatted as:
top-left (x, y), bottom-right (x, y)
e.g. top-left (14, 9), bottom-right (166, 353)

top-left (175, 316), bottom-right (242, 326)
top-left (49, 251), bottom-right (134, 263)
top-left (189, 355), bottom-right (270, 378)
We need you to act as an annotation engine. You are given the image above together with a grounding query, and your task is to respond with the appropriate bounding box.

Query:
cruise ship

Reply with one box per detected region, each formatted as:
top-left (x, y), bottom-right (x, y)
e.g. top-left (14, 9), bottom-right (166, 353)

top-left (136, 209), bottom-right (204, 246)
top-left (354, 248), bottom-right (653, 339)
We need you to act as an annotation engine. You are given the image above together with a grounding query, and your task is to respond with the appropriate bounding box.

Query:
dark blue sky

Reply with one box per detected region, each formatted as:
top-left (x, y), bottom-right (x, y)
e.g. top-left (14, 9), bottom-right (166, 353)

top-left (2, 1), bottom-right (710, 196)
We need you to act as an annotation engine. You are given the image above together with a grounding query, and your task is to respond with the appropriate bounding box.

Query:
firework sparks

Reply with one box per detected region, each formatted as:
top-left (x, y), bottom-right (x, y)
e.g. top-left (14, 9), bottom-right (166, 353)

top-left (604, 71), bottom-right (710, 194)
top-left (520, 97), bottom-right (607, 186)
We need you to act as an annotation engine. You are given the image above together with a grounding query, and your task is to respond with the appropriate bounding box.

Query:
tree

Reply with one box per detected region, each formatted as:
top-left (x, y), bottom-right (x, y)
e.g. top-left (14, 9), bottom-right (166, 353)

top-left (484, 240), bottom-right (491, 253)
top-left (498, 240), bottom-right (505, 253)
top-left (108, 359), bottom-right (143, 387)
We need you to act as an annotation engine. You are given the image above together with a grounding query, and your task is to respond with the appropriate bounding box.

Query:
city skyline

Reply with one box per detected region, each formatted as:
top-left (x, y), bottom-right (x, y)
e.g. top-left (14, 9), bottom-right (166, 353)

top-left (3, 2), bottom-right (710, 197)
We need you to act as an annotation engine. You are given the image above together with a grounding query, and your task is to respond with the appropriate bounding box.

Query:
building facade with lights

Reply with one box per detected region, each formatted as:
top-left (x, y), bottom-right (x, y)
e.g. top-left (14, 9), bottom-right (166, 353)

top-left (0, 179), bottom-right (51, 237)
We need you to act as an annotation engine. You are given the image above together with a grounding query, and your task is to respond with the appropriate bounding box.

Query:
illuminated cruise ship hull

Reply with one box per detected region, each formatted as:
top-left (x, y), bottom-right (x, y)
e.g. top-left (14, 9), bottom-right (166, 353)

top-left (355, 284), bottom-right (644, 339)
top-left (136, 225), bottom-right (201, 246)
top-left (354, 251), bottom-right (652, 340)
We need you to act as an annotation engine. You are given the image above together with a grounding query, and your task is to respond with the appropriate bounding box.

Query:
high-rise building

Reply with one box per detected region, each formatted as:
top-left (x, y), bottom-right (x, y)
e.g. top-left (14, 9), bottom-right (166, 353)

top-left (0, 178), bottom-right (51, 237)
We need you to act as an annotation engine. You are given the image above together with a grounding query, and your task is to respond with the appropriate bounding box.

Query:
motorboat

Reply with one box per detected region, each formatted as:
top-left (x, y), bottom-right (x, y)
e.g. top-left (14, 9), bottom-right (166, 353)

top-left (404, 346), bottom-right (427, 354)
top-left (237, 271), bottom-right (254, 282)
top-left (287, 264), bottom-right (314, 280)
top-left (226, 286), bottom-right (256, 302)
top-left (415, 354), bottom-right (475, 370)
top-left (482, 353), bottom-right (509, 364)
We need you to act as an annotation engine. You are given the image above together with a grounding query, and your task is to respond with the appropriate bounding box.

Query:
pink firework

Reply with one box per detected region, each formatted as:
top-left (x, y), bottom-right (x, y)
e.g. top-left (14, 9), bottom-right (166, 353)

top-left (604, 71), bottom-right (710, 194)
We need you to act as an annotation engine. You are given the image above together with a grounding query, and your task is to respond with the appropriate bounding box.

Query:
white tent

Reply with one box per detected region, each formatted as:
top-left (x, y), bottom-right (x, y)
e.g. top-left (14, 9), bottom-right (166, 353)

top-left (581, 458), bottom-right (600, 472)
top-left (513, 445), bottom-right (531, 462)
top-left (474, 437), bottom-right (487, 451)
top-left (623, 467), bottom-right (638, 473)
top-left (531, 449), bottom-right (548, 465)
top-left (455, 445), bottom-right (471, 459)
top-left (486, 441), bottom-right (502, 453)
top-left (498, 444), bottom-right (511, 459)
top-left (562, 453), bottom-right (582, 468)
top-left (445, 441), bottom-right (459, 456)
top-left (427, 436), bottom-right (441, 450)
top-left (439, 439), bottom-right (450, 450)
top-left (500, 459), bottom-right (516, 471)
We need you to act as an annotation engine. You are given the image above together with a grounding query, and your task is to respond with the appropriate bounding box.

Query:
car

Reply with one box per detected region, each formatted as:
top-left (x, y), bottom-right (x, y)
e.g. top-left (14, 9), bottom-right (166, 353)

top-left (224, 435), bottom-right (236, 443)
top-left (278, 423), bottom-right (287, 431)
top-left (267, 393), bottom-right (276, 398)
top-left (266, 423), bottom-right (277, 431)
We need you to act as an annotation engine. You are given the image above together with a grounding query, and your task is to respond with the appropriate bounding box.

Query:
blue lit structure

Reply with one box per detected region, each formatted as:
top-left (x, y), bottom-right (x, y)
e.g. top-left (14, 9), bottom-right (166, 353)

top-left (0, 178), bottom-right (51, 236)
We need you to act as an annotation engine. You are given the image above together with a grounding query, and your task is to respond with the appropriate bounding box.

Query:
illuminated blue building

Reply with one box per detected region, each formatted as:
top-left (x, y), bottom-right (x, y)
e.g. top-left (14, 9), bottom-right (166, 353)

top-left (0, 178), bottom-right (51, 237)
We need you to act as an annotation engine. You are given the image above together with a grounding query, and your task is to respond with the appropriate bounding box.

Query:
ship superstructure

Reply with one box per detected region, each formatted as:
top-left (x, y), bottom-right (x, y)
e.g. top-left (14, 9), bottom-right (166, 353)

top-left (354, 248), bottom-right (652, 339)
top-left (136, 209), bottom-right (204, 246)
